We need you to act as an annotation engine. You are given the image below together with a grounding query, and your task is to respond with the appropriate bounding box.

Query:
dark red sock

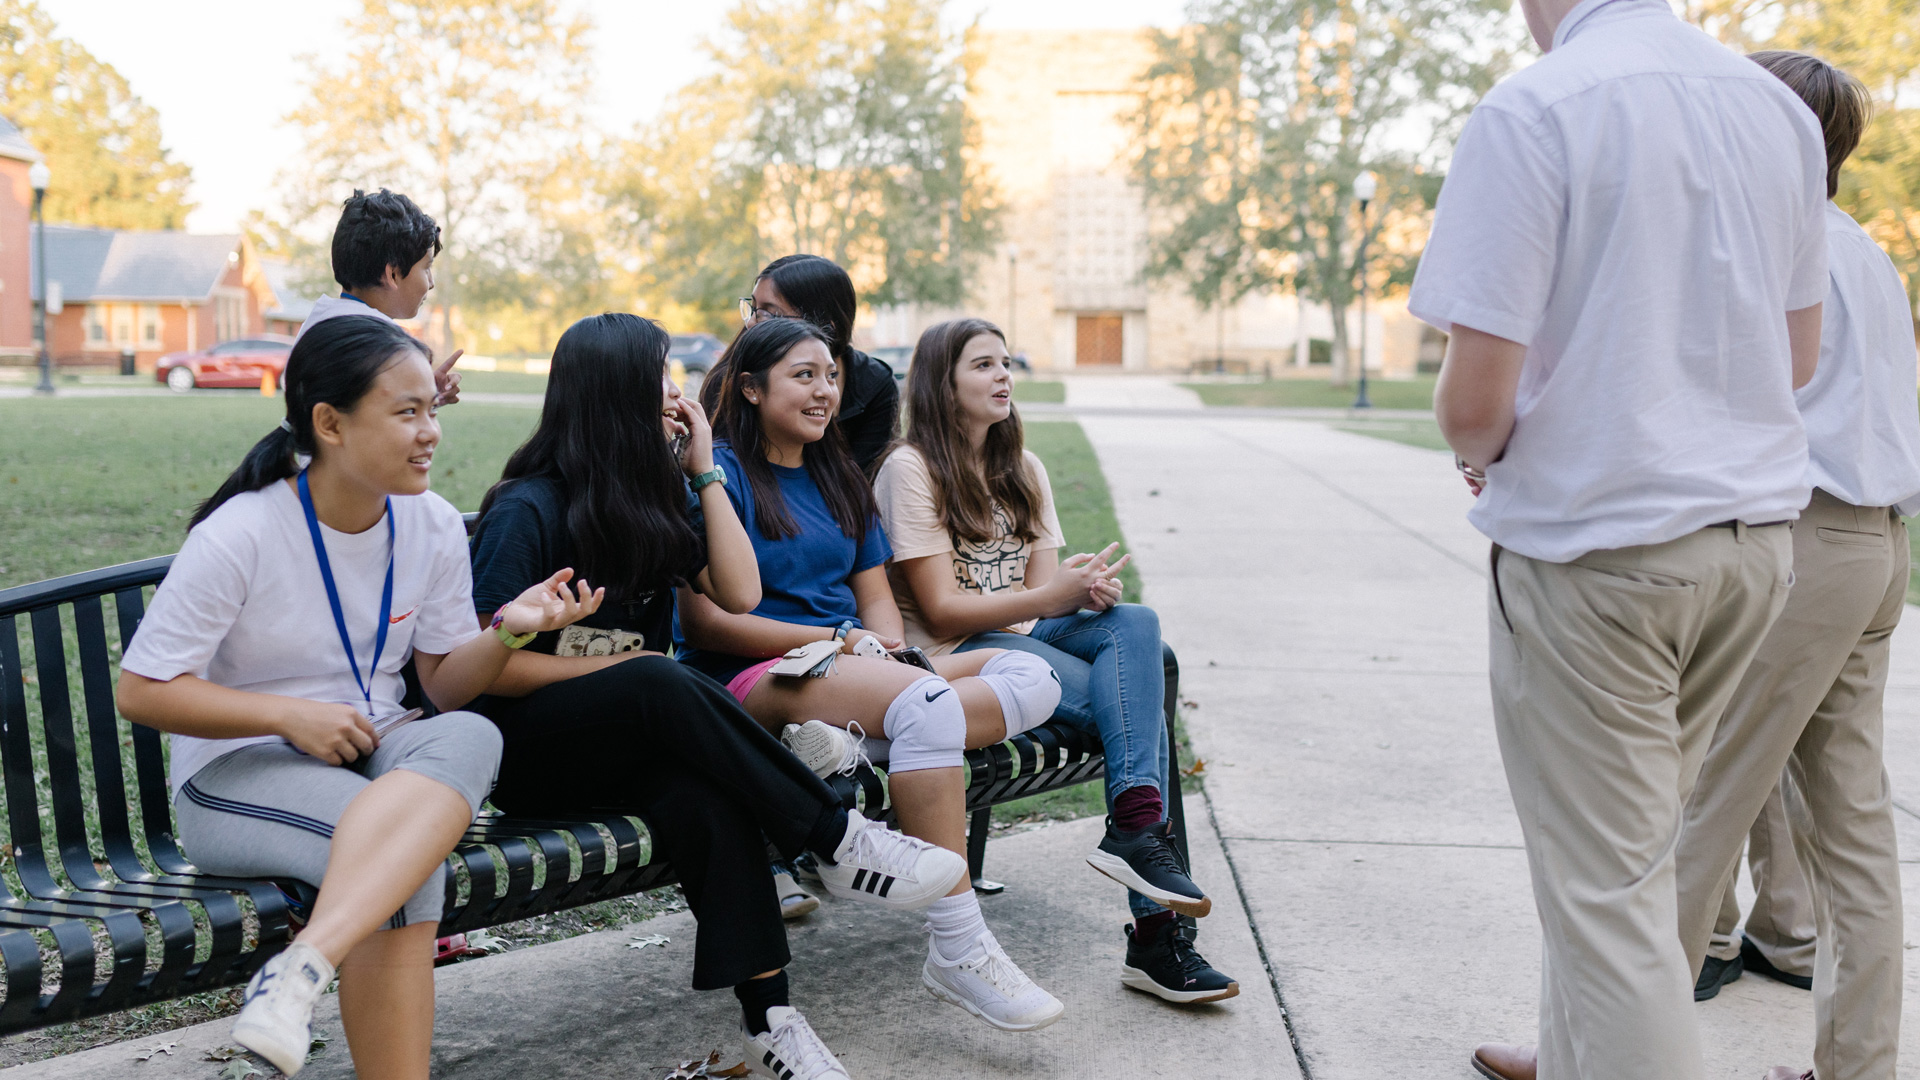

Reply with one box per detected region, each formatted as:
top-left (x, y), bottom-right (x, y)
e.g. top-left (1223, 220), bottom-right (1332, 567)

top-left (1113, 785), bottom-right (1164, 833)
top-left (1135, 909), bottom-right (1178, 940)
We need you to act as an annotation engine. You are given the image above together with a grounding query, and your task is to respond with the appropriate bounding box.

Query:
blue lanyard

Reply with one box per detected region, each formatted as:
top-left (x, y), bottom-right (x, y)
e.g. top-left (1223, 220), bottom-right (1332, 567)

top-left (297, 470), bottom-right (395, 716)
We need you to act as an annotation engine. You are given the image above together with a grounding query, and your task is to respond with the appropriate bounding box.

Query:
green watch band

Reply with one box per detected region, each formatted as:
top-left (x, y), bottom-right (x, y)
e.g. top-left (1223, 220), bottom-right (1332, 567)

top-left (491, 609), bottom-right (538, 650)
top-left (689, 464), bottom-right (727, 492)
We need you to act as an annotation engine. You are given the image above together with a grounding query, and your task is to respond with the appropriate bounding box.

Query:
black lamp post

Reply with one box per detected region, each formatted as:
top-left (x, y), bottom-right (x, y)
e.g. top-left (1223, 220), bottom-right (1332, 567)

top-left (1351, 169), bottom-right (1377, 410)
top-left (30, 160), bottom-right (50, 396)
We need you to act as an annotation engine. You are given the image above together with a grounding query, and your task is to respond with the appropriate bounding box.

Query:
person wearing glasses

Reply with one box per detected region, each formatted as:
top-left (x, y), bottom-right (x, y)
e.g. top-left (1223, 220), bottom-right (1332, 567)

top-left (727, 255), bottom-right (901, 473)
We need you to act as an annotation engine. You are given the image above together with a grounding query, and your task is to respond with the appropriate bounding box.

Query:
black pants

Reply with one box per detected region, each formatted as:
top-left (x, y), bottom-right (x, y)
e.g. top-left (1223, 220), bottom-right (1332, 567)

top-left (476, 655), bottom-right (839, 990)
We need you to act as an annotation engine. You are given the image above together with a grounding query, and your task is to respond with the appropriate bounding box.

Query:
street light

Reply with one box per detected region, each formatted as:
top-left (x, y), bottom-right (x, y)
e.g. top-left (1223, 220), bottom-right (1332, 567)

top-left (1351, 170), bottom-right (1377, 410)
top-left (29, 160), bottom-right (50, 397)
top-left (1006, 243), bottom-right (1019, 356)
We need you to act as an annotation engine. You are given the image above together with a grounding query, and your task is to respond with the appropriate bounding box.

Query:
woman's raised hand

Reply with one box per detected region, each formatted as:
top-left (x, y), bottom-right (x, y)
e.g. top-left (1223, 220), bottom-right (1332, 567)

top-left (500, 568), bottom-right (605, 636)
top-left (672, 395), bottom-right (717, 478)
top-left (1044, 543), bottom-right (1125, 617)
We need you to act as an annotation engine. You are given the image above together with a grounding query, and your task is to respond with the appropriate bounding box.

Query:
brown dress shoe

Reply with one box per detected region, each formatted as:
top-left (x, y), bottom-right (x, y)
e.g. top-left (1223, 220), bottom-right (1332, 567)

top-left (1760, 1069), bottom-right (1812, 1080)
top-left (1471, 1043), bottom-right (1537, 1080)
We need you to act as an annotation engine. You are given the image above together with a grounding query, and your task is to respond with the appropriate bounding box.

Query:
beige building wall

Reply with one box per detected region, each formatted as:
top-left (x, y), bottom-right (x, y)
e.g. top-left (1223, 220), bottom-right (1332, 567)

top-left (862, 27), bottom-right (1426, 378)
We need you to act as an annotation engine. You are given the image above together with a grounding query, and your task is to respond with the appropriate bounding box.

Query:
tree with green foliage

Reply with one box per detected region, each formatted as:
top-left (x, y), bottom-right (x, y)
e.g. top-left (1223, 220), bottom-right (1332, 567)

top-left (276, 0), bottom-right (594, 352)
top-left (1133, 0), bottom-right (1513, 385)
top-left (0, 0), bottom-right (193, 229)
top-left (612, 0), bottom-right (997, 329)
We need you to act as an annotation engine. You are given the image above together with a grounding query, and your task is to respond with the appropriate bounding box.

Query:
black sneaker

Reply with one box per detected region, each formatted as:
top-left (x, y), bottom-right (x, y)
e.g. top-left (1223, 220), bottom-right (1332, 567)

top-left (1694, 952), bottom-right (1743, 1000)
top-left (1086, 819), bottom-right (1211, 917)
top-left (1741, 935), bottom-right (1812, 991)
top-left (1121, 919), bottom-right (1238, 1004)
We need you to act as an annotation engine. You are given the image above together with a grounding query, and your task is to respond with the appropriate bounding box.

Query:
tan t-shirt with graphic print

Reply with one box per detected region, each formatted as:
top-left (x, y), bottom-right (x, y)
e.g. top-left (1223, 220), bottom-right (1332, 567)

top-left (874, 445), bottom-right (1066, 656)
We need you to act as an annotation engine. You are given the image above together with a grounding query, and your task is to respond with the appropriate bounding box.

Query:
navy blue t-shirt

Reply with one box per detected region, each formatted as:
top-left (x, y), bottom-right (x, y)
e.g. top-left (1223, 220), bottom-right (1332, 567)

top-left (676, 443), bottom-right (892, 682)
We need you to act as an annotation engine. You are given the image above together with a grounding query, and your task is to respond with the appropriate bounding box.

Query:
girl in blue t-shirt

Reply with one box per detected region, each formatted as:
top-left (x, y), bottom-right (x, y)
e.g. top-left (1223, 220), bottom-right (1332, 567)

top-left (678, 318), bottom-right (1068, 1033)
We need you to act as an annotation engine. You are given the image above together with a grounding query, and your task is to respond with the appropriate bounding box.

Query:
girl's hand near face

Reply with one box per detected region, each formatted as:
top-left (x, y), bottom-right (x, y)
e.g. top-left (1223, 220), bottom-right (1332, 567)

top-left (500, 568), bottom-right (606, 635)
top-left (671, 396), bottom-right (717, 478)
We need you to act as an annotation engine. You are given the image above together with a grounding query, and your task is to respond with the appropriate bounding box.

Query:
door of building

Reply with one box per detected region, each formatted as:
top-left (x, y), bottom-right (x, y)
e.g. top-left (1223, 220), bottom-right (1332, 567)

top-left (1075, 314), bottom-right (1123, 367)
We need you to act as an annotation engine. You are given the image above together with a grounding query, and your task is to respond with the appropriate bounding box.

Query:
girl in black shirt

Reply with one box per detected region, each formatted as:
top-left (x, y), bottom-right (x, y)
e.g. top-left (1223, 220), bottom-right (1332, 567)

top-left (469, 314), bottom-right (965, 1080)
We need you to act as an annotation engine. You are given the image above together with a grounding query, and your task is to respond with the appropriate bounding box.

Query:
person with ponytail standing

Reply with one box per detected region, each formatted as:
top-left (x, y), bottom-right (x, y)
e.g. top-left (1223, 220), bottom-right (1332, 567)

top-left (116, 316), bottom-right (601, 1079)
top-left (874, 317), bottom-right (1239, 1005)
top-left (678, 316), bottom-right (1068, 1033)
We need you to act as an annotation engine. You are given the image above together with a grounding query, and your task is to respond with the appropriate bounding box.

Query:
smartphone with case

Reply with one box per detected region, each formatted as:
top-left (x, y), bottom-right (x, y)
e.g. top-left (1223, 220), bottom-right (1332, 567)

top-left (889, 646), bottom-right (936, 672)
top-left (372, 707), bottom-right (424, 738)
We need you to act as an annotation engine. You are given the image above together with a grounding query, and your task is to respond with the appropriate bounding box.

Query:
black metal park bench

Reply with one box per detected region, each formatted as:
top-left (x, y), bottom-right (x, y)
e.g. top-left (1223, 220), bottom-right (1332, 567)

top-left (0, 523), bottom-right (1188, 1035)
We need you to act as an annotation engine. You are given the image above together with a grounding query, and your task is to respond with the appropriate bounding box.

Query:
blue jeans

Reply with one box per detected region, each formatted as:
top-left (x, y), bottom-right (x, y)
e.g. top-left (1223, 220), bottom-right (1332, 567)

top-left (958, 603), bottom-right (1170, 918)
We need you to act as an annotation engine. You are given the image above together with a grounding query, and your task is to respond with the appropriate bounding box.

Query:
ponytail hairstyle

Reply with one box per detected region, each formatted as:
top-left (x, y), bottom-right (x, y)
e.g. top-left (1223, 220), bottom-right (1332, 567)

top-left (479, 313), bottom-right (704, 595)
top-left (190, 315), bottom-right (427, 529)
top-left (899, 317), bottom-right (1043, 544)
top-left (707, 316), bottom-right (876, 542)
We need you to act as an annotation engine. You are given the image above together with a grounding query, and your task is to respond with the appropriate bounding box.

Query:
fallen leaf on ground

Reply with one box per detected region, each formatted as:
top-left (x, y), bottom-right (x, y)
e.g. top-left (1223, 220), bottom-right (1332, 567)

top-left (132, 1040), bottom-right (177, 1060)
top-left (218, 1059), bottom-right (264, 1080)
top-left (203, 1046), bottom-right (245, 1062)
top-left (662, 1050), bottom-right (750, 1078)
top-left (627, 933), bottom-right (671, 950)
top-left (1182, 758), bottom-right (1207, 777)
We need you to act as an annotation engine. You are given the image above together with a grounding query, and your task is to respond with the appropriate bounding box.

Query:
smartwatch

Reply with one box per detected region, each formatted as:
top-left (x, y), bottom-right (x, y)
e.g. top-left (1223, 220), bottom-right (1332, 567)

top-left (689, 464), bottom-right (727, 492)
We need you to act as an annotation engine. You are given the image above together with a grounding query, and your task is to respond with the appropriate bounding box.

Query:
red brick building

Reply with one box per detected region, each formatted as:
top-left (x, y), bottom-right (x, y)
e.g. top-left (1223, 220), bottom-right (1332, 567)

top-left (0, 116), bottom-right (43, 359)
top-left (33, 228), bottom-right (286, 373)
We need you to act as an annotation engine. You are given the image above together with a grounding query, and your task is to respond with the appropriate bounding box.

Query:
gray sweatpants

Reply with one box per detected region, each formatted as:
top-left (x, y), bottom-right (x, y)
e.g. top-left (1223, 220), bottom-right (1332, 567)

top-left (174, 712), bottom-right (501, 930)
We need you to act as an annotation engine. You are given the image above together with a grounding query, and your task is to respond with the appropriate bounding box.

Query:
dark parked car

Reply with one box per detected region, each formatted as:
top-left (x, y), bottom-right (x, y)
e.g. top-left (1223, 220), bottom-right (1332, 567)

top-left (156, 336), bottom-right (296, 392)
top-left (869, 345), bottom-right (913, 381)
top-left (669, 333), bottom-right (724, 398)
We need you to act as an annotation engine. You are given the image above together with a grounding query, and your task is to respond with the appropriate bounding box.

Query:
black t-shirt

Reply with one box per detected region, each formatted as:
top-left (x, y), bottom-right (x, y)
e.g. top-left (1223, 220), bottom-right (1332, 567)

top-left (469, 475), bottom-right (702, 656)
top-left (837, 349), bottom-right (901, 473)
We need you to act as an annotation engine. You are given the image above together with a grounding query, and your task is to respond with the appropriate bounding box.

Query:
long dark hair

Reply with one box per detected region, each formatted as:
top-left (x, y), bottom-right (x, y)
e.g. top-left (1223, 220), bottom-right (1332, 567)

top-left (190, 316), bottom-right (427, 529)
top-left (759, 254), bottom-right (857, 363)
top-left (708, 317), bottom-right (875, 542)
top-left (899, 318), bottom-right (1042, 544)
top-left (479, 313), bottom-right (703, 595)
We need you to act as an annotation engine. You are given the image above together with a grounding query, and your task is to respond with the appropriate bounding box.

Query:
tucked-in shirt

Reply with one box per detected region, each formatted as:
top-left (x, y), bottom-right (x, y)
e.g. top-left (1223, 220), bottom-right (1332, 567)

top-left (873, 445), bottom-right (1066, 656)
top-left (1796, 203), bottom-right (1920, 515)
top-left (120, 481), bottom-right (479, 799)
top-left (294, 294), bottom-right (401, 343)
top-left (470, 474), bottom-right (703, 656)
top-left (675, 443), bottom-right (892, 682)
top-left (1408, 0), bottom-right (1828, 563)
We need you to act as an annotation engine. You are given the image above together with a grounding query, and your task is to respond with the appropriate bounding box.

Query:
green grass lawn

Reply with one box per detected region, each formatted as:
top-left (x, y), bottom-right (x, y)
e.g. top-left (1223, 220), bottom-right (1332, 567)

top-left (1013, 379), bottom-right (1064, 404)
top-left (1186, 374), bottom-right (1436, 410)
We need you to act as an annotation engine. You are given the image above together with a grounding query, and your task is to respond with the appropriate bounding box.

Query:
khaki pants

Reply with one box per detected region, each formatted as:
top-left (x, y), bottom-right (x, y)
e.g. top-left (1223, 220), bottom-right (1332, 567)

top-left (1675, 490), bottom-right (1907, 1080)
top-left (1705, 784), bottom-right (1816, 974)
top-left (1491, 524), bottom-right (1792, 1080)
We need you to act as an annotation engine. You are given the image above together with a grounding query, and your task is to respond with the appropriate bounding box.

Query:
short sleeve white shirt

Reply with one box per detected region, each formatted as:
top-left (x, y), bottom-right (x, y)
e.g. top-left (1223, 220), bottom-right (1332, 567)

top-left (120, 481), bottom-right (479, 799)
top-left (1408, 0), bottom-right (1829, 563)
top-left (294, 295), bottom-right (400, 343)
top-left (1796, 203), bottom-right (1920, 515)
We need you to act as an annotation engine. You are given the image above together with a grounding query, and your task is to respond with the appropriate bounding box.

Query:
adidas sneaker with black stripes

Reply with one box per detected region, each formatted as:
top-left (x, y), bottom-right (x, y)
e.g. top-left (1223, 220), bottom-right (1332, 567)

top-left (815, 808), bottom-right (967, 910)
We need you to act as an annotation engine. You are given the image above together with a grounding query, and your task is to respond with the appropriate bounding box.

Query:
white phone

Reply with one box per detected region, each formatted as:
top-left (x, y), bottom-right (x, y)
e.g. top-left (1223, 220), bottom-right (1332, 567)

top-left (372, 707), bottom-right (424, 738)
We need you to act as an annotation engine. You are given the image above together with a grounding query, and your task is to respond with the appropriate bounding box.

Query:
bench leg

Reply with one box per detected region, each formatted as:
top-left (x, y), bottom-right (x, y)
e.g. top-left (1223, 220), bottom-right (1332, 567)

top-left (1162, 643), bottom-right (1191, 867)
top-left (967, 807), bottom-right (1005, 894)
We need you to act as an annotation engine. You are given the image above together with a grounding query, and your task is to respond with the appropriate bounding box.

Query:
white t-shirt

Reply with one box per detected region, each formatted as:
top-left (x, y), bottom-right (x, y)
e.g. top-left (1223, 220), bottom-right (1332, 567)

top-left (1408, 0), bottom-right (1828, 563)
top-left (121, 480), bottom-right (480, 798)
top-left (1797, 203), bottom-right (1920, 515)
top-left (293, 294), bottom-right (400, 343)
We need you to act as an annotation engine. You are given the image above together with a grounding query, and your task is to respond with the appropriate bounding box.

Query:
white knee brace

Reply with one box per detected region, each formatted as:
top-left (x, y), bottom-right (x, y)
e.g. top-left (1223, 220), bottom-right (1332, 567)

top-left (881, 676), bottom-right (967, 773)
top-left (976, 650), bottom-right (1062, 739)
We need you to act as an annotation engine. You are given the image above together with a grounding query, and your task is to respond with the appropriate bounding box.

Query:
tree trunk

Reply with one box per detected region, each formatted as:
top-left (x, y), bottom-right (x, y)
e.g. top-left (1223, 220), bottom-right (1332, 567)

top-left (1327, 298), bottom-right (1351, 388)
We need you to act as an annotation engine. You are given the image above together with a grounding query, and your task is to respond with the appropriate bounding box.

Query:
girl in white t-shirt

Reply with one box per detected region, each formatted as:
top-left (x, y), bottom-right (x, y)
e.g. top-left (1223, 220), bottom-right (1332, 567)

top-left (872, 317), bottom-right (1238, 1005)
top-left (116, 315), bottom-right (601, 1080)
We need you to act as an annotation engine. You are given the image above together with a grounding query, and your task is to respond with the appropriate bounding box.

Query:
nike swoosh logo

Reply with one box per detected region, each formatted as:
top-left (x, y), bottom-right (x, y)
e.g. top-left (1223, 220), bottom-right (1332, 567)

top-left (925, 688), bottom-right (951, 702)
top-left (389, 606), bottom-right (416, 624)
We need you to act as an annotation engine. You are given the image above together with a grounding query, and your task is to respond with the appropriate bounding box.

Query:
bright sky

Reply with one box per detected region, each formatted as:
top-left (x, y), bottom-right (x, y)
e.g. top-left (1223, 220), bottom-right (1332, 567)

top-left (37, 0), bottom-right (1188, 234)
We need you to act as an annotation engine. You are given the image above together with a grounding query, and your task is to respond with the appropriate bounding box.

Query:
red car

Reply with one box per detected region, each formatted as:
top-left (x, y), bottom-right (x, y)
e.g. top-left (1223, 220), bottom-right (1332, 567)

top-left (156, 336), bottom-right (296, 392)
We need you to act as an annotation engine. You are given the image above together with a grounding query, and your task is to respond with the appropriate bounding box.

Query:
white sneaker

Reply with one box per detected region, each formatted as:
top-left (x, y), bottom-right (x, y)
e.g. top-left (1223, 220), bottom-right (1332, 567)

top-left (745, 1005), bottom-right (852, 1080)
top-left (781, 720), bottom-right (869, 777)
top-left (774, 864), bottom-right (820, 919)
top-left (814, 809), bottom-right (968, 910)
top-left (230, 941), bottom-right (334, 1076)
top-left (922, 929), bottom-right (1064, 1032)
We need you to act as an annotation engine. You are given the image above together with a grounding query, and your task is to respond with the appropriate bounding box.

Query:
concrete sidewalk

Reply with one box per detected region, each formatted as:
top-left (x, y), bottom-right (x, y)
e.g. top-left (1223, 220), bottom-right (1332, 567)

top-left (1078, 415), bottom-right (1920, 1079)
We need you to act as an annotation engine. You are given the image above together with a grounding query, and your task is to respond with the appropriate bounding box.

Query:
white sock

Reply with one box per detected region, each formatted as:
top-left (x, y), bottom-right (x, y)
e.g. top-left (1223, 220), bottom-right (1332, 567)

top-left (975, 650), bottom-right (1062, 738)
top-left (926, 891), bottom-right (989, 962)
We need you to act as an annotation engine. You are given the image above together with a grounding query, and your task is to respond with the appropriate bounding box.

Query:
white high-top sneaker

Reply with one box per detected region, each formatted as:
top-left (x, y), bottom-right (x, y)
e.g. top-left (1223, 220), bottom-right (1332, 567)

top-left (780, 720), bottom-right (869, 777)
top-left (813, 809), bottom-right (968, 910)
top-left (922, 928), bottom-right (1065, 1032)
top-left (745, 1006), bottom-right (853, 1080)
top-left (230, 941), bottom-right (334, 1076)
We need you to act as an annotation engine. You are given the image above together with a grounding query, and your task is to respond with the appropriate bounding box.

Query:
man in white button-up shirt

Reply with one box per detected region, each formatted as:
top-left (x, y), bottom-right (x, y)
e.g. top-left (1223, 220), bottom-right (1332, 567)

top-left (1407, 0), bottom-right (1830, 1077)
top-left (1674, 52), bottom-right (1918, 1080)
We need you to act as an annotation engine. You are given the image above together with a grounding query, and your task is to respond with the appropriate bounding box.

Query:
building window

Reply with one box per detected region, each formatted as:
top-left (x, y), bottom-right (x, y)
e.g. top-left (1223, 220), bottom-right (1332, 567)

top-left (85, 304), bottom-right (105, 343)
top-left (140, 305), bottom-right (160, 345)
top-left (214, 291), bottom-right (246, 343)
top-left (112, 305), bottom-right (133, 346)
